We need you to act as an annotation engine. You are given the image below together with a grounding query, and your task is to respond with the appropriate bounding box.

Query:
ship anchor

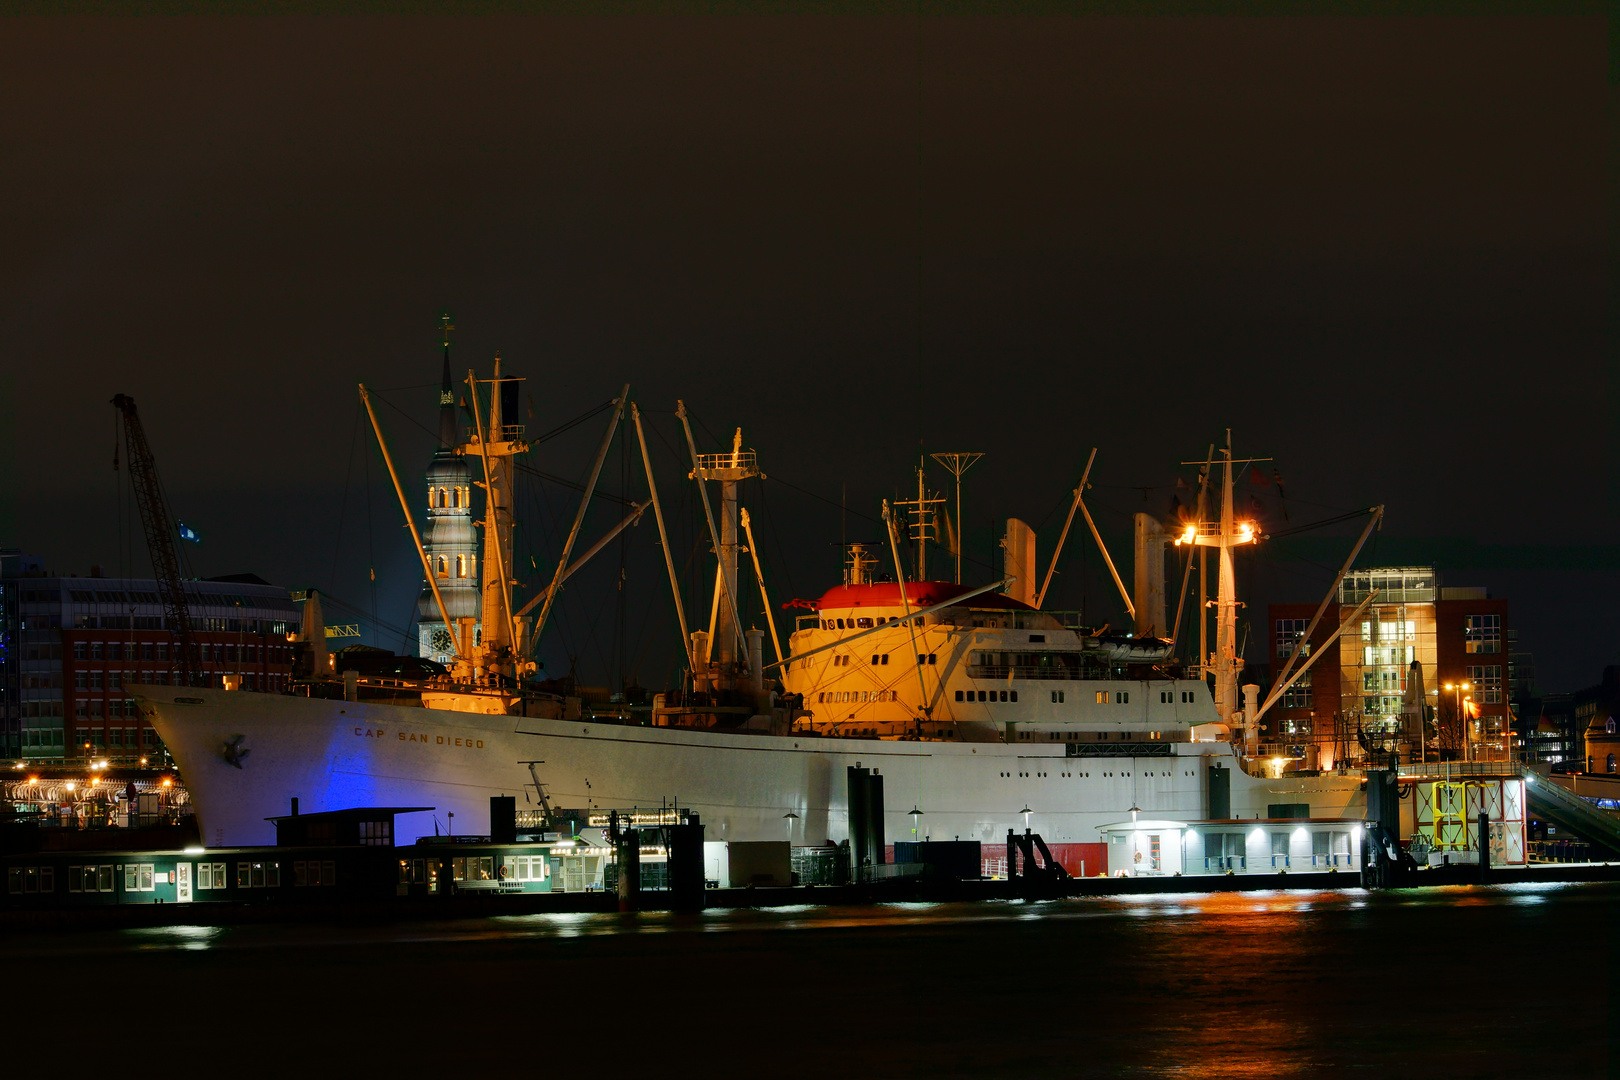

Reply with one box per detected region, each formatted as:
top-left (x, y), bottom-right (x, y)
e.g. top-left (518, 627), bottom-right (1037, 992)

top-left (222, 734), bottom-right (251, 769)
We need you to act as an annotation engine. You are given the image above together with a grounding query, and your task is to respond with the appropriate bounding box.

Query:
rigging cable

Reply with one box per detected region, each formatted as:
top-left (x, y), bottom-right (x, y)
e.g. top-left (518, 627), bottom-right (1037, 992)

top-left (329, 400), bottom-right (363, 595)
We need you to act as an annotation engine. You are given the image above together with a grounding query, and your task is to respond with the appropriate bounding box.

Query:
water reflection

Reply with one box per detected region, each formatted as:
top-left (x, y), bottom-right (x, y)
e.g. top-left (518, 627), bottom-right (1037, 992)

top-left (124, 924), bottom-right (221, 952)
top-left (3, 881), bottom-right (1612, 1076)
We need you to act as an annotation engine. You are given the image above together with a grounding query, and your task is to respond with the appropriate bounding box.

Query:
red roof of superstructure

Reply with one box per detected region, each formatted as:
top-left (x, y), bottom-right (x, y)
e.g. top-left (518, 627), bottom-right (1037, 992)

top-left (815, 581), bottom-right (1033, 611)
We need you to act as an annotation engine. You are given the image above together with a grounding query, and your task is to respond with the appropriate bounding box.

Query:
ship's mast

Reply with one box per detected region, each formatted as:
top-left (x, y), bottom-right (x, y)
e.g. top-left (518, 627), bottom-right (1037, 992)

top-left (679, 407), bottom-right (757, 690)
top-left (894, 462), bottom-right (943, 582)
top-left (1177, 434), bottom-right (1265, 731)
top-left (464, 357), bottom-right (529, 685)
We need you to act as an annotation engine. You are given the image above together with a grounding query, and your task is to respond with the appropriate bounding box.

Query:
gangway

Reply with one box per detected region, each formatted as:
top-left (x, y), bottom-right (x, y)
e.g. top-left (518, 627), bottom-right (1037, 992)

top-left (1398, 762), bottom-right (1620, 861)
top-left (1525, 770), bottom-right (1620, 860)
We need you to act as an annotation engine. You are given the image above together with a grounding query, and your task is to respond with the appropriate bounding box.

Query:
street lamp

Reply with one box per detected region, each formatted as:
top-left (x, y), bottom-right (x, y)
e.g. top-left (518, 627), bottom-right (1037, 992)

top-left (907, 806), bottom-right (924, 840)
top-left (1020, 805), bottom-right (1032, 831)
top-left (1443, 682), bottom-right (1473, 761)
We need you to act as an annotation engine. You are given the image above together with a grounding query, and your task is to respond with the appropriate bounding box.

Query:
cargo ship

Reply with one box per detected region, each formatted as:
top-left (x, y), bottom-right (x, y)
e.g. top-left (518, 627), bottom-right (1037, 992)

top-left (137, 365), bottom-right (1368, 850)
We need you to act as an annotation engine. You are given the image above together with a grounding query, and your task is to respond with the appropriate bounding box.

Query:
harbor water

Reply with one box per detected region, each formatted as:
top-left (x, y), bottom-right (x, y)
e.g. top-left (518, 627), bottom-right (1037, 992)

top-left (7, 881), bottom-right (1615, 1076)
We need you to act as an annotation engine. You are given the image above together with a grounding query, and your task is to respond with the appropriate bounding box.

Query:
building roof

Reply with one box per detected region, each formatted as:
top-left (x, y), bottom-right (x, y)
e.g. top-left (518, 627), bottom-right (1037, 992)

top-left (1096, 819), bottom-right (1189, 832)
top-left (264, 806), bottom-right (433, 823)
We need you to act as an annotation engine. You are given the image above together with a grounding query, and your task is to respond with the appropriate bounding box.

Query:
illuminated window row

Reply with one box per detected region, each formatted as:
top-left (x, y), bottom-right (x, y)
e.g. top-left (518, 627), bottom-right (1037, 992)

top-left (821, 615), bottom-right (922, 630)
top-left (818, 690), bottom-right (898, 704)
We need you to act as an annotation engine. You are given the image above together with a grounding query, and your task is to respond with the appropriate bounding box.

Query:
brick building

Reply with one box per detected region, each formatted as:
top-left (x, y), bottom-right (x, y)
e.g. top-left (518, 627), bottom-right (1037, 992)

top-left (0, 557), bottom-right (296, 763)
top-left (1265, 566), bottom-right (1510, 768)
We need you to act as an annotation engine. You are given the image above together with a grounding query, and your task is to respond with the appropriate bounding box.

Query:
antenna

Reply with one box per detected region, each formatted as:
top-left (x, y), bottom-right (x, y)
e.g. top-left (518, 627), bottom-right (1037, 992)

top-left (893, 461), bottom-right (945, 582)
top-left (929, 452), bottom-right (983, 585)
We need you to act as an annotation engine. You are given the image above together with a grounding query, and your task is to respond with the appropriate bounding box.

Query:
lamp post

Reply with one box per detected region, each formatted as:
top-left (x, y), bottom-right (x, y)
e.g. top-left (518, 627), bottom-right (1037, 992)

top-left (1443, 681), bottom-right (1472, 761)
top-left (908, 806), bottom-right (924, 841)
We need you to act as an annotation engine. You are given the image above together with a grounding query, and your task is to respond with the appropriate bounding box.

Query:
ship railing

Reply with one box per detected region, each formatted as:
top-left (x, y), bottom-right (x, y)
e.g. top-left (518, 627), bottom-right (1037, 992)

top-left (1394, 761), bottom-right (1524, 779)
top-left (966, 665), bottom-right (1093, 681)
top-left (938, 609), bottom-right (1089, 632)
top-left (1527, 839), bottom-right (1591, 863)
top-left (695, 450), bottom-right (758, 473)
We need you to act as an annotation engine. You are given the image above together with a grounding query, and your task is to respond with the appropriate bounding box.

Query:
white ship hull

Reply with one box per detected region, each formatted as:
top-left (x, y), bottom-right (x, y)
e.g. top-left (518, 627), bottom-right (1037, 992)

top-left (137, 685), bottom-right (1365, 849)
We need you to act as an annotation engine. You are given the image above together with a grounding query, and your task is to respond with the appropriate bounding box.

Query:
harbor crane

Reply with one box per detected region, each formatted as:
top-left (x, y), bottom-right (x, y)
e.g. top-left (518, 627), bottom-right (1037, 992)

top-left (111, 394), bottom-right (195, 687)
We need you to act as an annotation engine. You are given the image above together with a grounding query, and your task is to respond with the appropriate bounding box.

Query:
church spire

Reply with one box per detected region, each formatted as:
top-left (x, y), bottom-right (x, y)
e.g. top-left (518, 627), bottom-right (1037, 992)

top-left (437, 310), bottom-right (457, 449)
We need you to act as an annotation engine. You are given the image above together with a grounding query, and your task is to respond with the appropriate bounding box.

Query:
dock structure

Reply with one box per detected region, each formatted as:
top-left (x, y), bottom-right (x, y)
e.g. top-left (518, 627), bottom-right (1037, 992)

top-left (7, 781), bottom-right (1620, 925)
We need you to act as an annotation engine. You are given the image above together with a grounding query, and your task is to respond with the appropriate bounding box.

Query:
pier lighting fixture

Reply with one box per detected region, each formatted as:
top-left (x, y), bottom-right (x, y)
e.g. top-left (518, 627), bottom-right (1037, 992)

top-left (783, 811), bottom-right (799, 839)
top-left (26, 776), bottom-right (38, 785)
top-left (183, 846), bottom-right (205, 855)
top-left (1176, 525), bottom-right (1196, 546)
top-left (1020, 805), bottom-right (1033, 830)
top-left (907, 806), bottom-right (923, 837)
top-left (64, 782), bottom-right (75, 793)
top-left (160, 778), bottom-right (172, 788)
top-left (1127, 804), bottom-right (1140, 825)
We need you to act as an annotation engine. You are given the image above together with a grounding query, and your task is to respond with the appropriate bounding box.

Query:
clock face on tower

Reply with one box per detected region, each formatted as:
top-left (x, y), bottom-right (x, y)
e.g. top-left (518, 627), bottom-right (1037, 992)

top-left (431, 628), bottom-right (454, 653)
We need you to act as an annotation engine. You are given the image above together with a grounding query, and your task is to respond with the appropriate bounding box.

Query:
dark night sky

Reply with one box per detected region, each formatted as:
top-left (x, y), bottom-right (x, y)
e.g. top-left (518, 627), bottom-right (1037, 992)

top-left (1, 11), bottom-right (1610, 692)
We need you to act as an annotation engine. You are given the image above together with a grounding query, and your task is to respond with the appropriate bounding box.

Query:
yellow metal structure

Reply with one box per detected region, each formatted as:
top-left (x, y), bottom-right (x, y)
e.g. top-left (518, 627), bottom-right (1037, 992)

top-left (1431, 780), bottom-right (1474, 851)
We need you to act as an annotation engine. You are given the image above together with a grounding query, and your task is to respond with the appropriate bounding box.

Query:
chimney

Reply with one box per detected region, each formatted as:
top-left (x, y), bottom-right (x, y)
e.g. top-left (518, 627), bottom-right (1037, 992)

top-left (1002, 519), bottom-right (1037, 608)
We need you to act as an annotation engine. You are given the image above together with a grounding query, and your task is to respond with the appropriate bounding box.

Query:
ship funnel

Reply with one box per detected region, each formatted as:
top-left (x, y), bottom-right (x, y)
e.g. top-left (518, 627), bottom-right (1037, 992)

top-left (1133, 513), bottom-right (1167, 638)
top-left (1002, 519), bottom-right (1036, 607)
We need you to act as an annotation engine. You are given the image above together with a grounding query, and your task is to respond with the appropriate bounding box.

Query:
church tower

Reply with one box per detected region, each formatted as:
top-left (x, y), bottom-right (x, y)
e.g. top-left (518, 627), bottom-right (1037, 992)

top-left (417, 313), bottom-right (481, 663)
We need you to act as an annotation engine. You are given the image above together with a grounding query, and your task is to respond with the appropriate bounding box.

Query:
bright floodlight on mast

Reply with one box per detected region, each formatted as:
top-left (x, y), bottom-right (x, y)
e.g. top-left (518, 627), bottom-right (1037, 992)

top-left (930, 452), bottom-right (983, 584)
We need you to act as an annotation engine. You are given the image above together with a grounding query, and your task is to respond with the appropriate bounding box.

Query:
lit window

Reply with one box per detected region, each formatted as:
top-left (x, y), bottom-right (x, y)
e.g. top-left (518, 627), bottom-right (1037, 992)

top-left (1464, 614), bottom-right (1501, 654)
top-left (1275, 619), bottom-right (1308, 658)
top-left (436, 556), bottom-right (448, 577)
top-left (1282, 670), bottom-right (1312, 710)
top-left (1466, 665), bottom-right (1502, 705)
